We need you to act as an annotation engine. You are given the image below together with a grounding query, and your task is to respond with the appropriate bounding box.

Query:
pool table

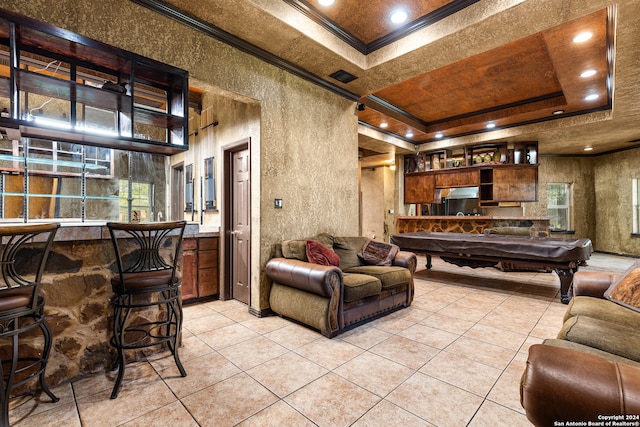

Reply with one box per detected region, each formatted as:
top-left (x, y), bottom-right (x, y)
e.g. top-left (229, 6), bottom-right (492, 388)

top-left (390, 231), bottom-right (593, 303)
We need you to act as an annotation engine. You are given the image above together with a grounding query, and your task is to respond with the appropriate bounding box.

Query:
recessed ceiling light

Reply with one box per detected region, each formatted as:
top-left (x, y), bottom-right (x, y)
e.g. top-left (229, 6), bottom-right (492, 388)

top-left (380, 122), bottom-right (388, 128)
top-left (552, 110), bottom-right (565, 115)
top-left (406, 131), bottom-right (414, 138)
top-left (318, 0), bottom-right (335, 6)
top-left (585, 93), bottom-right (600, 101)
top-left (573, 31), bottom-right (593, 43)
top-left (390, 9), bottom-right (408, 24)
top-left (584, 146), bottom-right (593, 151)
top-left (435, 132), bottom-right (443, 138)
top-left (580, 69), bottom-right (597, 78)
top-left (486, 123), bottom-right (496, 129)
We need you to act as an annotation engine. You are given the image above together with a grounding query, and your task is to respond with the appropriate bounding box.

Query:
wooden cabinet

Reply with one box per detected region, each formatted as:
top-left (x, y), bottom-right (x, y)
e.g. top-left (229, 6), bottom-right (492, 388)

top-left (181, 236), bottom-right (219, 302)
top-left (480, 165), bottom-right (538, 203)
top-left (404, 173), bottom-right (435, 204)
top-left (434, 169), bottom-right (479, 188)
top-left (0, 11), bottom-right (188, 155)
top-left (404, 142), bottom-right (539, 206)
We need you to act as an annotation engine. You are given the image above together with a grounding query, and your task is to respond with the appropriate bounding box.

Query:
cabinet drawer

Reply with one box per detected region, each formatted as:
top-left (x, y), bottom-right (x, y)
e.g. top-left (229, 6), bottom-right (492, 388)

top-left (199, 237), bottom-right (218, 250)
top-left (182, 238), bottom-right (197, 250)
top-left (198, 249), bottom-right (218, 269)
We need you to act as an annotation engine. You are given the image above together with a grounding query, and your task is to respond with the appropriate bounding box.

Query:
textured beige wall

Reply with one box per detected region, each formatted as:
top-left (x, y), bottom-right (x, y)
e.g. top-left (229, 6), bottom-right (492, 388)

top-left (361, 167), bottom-right (384, 240)
top-left (524, 151), bottom-right (640, 257)
top-left (523, 156), bottom-right (596, 245)
top-left (2, 0), bottom-right (359, 311)
top-left (593, 148), bottom-right (640, 256)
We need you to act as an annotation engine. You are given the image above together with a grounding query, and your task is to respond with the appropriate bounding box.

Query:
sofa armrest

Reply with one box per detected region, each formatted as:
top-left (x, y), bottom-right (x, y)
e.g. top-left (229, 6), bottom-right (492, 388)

top-left (266, 258), bottom-right (343, 298)
top-left (572, 271), bottom-right (620, 298)
top-left (521, 344), bottom-right (640, 426)
top-left (393, 251), bottom-right (417, 273)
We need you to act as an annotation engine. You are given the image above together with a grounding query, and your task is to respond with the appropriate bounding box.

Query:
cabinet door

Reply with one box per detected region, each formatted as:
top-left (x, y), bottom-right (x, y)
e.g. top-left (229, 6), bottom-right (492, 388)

top-left (492, 166), bottom-right (538, 201)
top-left (181, 238), bottom-right (198, 301)
top-left (404, 173), bottom-right (435, 204)
top-left (197, 237), bottom-right (219, 297)
top-left (434, 170), bottom-right (479, 188)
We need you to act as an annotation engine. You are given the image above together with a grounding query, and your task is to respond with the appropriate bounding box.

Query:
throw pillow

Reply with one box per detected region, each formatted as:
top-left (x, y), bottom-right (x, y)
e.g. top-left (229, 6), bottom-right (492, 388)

top-left (605, 260), bottom-right (640, 312)
top-left (357, 239), bottom-right (399, 266)
top-left (306, 240), bottom-right (341, 267)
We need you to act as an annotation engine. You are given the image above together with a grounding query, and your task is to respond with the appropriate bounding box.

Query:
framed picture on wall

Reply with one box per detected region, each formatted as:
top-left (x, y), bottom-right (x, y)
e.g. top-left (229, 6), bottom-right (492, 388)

top-left (204, 157), bottom-right (216, 210)
top-left (185, 163), bottom-right (193, 212)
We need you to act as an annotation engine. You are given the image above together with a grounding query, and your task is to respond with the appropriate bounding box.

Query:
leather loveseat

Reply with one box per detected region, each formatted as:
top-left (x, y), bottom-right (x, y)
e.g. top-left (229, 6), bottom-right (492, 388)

top-left (521, 267), bottom-right (640, 426)
top-left (266, 233), bottom-right (416, 338)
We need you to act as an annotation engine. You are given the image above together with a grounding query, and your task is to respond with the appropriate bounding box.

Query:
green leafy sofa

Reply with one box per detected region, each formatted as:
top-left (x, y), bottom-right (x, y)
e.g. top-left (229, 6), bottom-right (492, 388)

top-left (266, 233), bottom-right (416, 338)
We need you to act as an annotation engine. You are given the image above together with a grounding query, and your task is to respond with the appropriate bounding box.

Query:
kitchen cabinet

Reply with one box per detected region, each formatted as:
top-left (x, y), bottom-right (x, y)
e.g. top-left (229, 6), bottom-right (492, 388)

top-left (181, 236), bottom-right (219, 302)
top-left (403, 141), bottom-right (539, 206)
top-left (404, 173), bottom-right (435, 204)
top-left (479, 165), bottom-right (538, 203)
top-left (434, 169), bottom-right (479, 188)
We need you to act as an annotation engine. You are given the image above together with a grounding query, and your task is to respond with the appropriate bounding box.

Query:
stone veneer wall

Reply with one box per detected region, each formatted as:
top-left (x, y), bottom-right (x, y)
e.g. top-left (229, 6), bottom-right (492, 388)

top-left (0, 225), bottom-right (200, 390)
top-left (396, 217), bottom-right (550, 237)
top-left (0, 0), bottom-right (360, 314)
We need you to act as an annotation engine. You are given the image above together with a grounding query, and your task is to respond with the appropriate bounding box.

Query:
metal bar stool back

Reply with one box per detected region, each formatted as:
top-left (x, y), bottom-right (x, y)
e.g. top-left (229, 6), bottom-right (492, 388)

top-left (0, 223), bottom-right (60, 427)
top-left (107, 221), bottom-right (187, 399)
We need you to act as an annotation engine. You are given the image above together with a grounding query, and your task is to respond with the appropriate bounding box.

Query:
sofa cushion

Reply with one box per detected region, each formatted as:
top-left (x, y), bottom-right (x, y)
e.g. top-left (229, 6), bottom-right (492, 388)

top-left (564, 295), bottom-right (640, 329)
top-left (342, 273), bottom-right (381, 303)
top-left (558, 315), bottom-right (640, 363)
top-left (333, 237), bottom-right (367, 270)
top-left (604, 260), bottom-right (640, 312)
top-left (313, 233), bottom-right (335, 250)
top-left (306, 240), bottom-right (340, 267)
top-left (344, 265), bottom-right (411, 290)
top-left (358, 239), bottom-right (399, 266)
top-left (542, 338), bottom-right (640, 368)
top-left (281, 239), bottom-right (308, 261)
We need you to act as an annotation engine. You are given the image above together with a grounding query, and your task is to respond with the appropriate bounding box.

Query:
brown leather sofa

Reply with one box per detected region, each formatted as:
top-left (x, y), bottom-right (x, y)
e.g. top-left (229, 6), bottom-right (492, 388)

top-left (521, 270), bottom-right (640, 426)
top-left (266, 233), bottom-right (416, 338)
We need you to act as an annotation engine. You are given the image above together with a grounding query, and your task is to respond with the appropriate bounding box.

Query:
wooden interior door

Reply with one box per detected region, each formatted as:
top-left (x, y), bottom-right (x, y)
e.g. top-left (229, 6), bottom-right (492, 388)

top-left (231, 148), bottom-right (250, 304)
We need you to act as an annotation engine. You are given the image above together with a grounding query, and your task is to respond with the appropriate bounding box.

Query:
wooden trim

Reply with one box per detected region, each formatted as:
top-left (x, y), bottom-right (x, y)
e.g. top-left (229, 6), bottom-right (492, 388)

top-left (130, 0), bottom-right (360, 102)
top-left (284, 0), bottom-right (481, 54)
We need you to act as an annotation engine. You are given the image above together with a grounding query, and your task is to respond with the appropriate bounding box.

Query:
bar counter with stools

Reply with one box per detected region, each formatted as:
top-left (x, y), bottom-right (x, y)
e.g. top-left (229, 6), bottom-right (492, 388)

top-left (0, 223), bottom-right (60, 427)
top-left (0, 221), bottom-right (206, 421)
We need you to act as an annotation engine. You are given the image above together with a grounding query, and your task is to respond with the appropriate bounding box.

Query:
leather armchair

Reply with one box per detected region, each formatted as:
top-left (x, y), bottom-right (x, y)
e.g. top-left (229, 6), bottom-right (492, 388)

top-left (521, 270), bottom-right (640, 426)
top-left (521, 344), bottom-right (640, 426)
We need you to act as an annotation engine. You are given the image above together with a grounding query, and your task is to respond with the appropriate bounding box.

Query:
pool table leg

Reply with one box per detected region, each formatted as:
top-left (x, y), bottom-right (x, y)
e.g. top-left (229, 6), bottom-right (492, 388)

top-left (555, 268), bottom-right (574, 304)
top-left (426, 255), bottom-right (432, 269)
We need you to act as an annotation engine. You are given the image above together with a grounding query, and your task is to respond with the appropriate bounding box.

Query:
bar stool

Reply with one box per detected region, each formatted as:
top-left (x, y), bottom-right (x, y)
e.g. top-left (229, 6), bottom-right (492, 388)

top-left (107, 221), bottom-right (187, 399)
top-left (0, 223), bottom-right (60, 427)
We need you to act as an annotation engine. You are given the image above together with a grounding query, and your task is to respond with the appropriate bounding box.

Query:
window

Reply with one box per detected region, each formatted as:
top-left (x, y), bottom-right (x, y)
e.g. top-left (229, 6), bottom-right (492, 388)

top-left (633, 179), bottom-right (640, 234)
top-left (119, 180), bottom-right (153, 222)
top-left (547, 183), bottom-right (571, 231)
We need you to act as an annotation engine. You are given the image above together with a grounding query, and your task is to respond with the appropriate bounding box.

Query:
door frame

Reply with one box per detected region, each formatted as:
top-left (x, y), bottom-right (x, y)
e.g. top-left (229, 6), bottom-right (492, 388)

top-left (221, 137), bottom-right (250, 302)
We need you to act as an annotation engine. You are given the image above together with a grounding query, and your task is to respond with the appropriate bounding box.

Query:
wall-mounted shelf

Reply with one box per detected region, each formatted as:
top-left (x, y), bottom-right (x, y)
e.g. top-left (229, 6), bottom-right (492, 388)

top-left (0, 9), bottom-right (188, 155)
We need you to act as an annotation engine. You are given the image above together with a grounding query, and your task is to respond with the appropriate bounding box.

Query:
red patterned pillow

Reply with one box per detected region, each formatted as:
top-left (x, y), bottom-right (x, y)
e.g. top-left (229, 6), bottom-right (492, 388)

top-left (306, 240), bottom-right (341, 267)
top-left (605, 260), bottom-right (640, 312)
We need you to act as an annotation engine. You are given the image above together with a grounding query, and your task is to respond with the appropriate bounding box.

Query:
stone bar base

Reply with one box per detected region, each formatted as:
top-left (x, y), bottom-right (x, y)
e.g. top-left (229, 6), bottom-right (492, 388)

top-left (396, 216), bottom-right (550, 237)
top-left (0, 223), bottom-right (199, 392)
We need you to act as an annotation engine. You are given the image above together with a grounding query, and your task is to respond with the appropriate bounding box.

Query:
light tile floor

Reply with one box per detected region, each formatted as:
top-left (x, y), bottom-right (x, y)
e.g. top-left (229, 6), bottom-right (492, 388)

top-left (8, 253), bottom-right (634, 426)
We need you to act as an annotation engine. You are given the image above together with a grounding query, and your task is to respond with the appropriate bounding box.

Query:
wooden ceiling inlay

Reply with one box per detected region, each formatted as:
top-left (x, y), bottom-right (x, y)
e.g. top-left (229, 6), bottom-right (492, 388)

top-left (358, 8), bottom-right (610, 143)
top-left (309, 0), bottom-right (456, 44)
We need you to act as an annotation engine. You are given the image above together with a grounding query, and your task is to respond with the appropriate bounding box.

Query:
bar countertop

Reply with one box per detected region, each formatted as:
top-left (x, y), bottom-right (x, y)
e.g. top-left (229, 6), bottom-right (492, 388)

top-left (396, 216), bottom-right (551, 220)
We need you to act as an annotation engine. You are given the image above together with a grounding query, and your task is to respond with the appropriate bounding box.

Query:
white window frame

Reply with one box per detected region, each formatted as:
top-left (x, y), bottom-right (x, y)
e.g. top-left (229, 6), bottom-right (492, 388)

top-left (547, 183), bottom-right (572, 231)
